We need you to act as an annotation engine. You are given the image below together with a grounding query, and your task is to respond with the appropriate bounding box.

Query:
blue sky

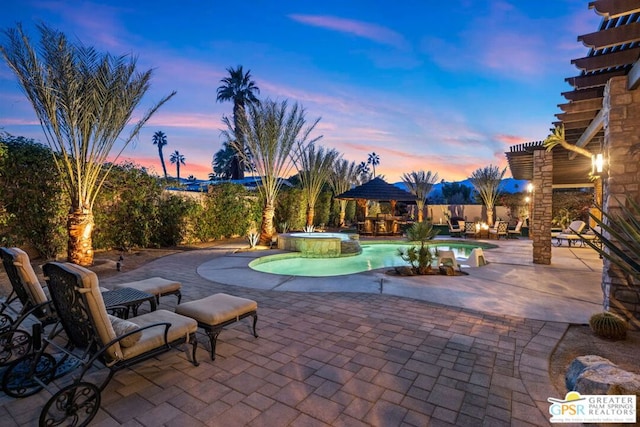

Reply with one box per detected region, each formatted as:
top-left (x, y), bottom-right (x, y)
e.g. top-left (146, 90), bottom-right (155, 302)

top-left (0, 1), bottom-right (599, 182)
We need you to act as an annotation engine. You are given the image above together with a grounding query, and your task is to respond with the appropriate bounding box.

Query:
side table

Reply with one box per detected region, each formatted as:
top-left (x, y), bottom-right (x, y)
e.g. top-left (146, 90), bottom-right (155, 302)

top-left (101, 287), bottom-right (157, 318)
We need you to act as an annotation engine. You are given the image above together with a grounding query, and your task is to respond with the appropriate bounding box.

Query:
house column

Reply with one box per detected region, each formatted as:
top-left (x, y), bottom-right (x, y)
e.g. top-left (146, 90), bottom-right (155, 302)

top-left (532, 148), bottom-right (553, 264)
top-left (602, 76), bottom-right (640, 329)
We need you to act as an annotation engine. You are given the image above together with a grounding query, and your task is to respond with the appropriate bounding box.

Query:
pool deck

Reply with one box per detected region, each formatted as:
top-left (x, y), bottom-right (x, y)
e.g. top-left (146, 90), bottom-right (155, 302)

top-left (1, 237), bottom-right (604, 426)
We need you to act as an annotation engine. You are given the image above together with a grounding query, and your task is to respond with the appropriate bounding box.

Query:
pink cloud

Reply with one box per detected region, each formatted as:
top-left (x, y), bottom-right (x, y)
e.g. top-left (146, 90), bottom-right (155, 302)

top-left (289, 14), bottom-right (408, 50)
top-left (495, 134), bottom-right (528, 145)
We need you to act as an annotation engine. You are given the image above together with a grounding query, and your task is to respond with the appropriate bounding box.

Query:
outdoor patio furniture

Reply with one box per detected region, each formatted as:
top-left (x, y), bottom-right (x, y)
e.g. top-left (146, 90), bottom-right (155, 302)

top-left (175, 293), bottom-right (258, 361)
top-left (464, 221), bottom-right (477, 238)
top-left (111, 277), bottom-right (181, 306)
top-left (554, 220), bottom-right (587, 246)
top-left (489, 221), bottom-right (508, 239)
top-left (465, 248), bottom-right (487, 267)
top-left (507, 221), bottom-right (523, 239)
top-left (447, 220), bottom-right (462, 237)
top-left (26, 261), bottom-right (199, 426)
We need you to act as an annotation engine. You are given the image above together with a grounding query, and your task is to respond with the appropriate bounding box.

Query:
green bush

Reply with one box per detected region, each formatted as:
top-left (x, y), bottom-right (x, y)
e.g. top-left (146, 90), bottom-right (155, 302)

top-left (275, 188), bottom-right (306, 230)
top-left (0, 134), bottom-right (68, 258)
top-left (202, 183), bottom-right (261, 239)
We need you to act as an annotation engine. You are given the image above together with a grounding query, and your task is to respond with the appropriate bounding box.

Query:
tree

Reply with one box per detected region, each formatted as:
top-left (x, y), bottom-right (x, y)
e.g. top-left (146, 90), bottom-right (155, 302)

top-left (211, 141), bottom-right (235, 179)
top-left (469, 165), bottom-right (506, 225)
top-left (402, 170), bottom-right (439, 222)
top-left (295, 143), bottom-right (339, 226)
top-left (224, 99), bottom-right (321, 245)
top-left (367, 152), bottom-right (380, 177)
top-left (0, 24), bottom-right (175, 265)
top-left (152, 131), bottom-right (169, 179)
top-left (356, 161), bottom-right (371, 184)
top-left (329, 159), bottom-right (358, 227)
top-left (170, 150), bottom-right (185, 180)
top-left (216, 65), bottom-right (260, 180)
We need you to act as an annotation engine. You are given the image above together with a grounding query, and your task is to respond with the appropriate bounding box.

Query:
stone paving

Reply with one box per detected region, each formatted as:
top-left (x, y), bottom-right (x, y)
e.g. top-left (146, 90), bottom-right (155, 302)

top-left (0, 239), bottom-right (602, 426)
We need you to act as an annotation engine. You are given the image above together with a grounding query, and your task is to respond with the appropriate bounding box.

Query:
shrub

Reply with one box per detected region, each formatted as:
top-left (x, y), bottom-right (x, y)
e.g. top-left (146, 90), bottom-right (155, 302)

top-left (0, 134), bottom-right (68, 258)
top-left (201, 183), bottom-right (261, 240)
top-left (275, 188), bottom-right (306, 230)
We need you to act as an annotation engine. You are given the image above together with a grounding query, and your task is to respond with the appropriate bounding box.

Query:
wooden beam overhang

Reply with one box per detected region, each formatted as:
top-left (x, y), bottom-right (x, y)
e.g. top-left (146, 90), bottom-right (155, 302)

top-left (578, 21), bottom-right (640, 50)
top-left (562, 87), bottom-right (605, 101)
top-left (565, 68), bottom-right (629, 89)
top-left (571, 46), bottom-right (640, 71)
top-left (555, 110), bottom-right (599, 122)
top-left (558, 98), bottom-right (603, 113)
top-left (589, 0), bottom-right (640, 19)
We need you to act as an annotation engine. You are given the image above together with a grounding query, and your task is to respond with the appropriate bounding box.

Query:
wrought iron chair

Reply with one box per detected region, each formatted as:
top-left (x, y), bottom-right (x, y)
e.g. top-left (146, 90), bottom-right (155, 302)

top-left (0, 247), bottom-right (58, 367)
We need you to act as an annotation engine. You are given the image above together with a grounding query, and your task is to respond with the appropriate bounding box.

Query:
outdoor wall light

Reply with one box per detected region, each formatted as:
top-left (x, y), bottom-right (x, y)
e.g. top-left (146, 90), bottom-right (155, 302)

top-left (592, 153), bottom-right (604, 175)
top-left (527, 183), bottom-right (534, 193)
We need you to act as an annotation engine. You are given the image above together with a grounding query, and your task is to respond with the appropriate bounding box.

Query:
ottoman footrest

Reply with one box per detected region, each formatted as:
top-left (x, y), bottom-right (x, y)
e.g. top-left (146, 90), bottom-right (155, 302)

top-left (114, 277), bottom-right (182, 305)
top-left (175, 293), bottom-right (258, 360)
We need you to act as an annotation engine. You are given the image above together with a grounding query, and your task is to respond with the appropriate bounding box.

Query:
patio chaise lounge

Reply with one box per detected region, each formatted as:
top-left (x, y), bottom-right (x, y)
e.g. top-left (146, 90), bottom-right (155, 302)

top-left (507, 221), bottom-right (523, 239)
top-left (447, 220), bottom-right (463, 237)
top-left (554, 220), bottom-right (587, 246)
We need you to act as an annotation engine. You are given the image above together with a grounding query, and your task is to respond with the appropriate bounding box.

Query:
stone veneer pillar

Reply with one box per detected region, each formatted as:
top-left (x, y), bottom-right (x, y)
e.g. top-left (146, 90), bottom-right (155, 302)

top-left (532, 149), bottom-right (553, 264)
top-left (602, 76), bottom-right (640, 329)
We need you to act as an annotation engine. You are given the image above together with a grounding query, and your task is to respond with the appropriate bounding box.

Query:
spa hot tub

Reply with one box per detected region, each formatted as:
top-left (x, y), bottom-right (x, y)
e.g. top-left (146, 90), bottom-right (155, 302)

top-left (277, 232), bottom-right (361, 258)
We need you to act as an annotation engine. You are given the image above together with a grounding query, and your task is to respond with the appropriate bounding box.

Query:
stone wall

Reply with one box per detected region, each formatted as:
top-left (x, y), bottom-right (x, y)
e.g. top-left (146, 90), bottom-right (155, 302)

top-left (602, 76), bottom-right (640, 330)
top-left (532, 149), bottom-right (553, 264)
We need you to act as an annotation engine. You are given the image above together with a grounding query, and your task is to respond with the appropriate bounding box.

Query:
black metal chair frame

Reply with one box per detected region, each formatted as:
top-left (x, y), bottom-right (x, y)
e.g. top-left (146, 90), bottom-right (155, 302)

top-left (23, 262), bottom-right (199, 427)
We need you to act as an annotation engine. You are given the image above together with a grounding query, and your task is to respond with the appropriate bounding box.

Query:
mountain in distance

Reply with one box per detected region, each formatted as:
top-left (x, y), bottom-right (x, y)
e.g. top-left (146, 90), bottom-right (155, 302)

top-left (394, 178), bottom-right (528, 198)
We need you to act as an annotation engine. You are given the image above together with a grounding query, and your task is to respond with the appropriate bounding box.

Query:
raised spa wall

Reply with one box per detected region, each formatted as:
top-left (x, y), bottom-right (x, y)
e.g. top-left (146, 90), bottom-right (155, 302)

top-left (277, 232), bottom-right (361, 258)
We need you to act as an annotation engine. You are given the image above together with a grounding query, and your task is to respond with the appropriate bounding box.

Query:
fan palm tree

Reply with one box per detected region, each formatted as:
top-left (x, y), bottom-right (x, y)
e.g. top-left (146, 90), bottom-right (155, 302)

top-left (0, 24), bottom-right (175, 265)
top-left (152, 131), bottom-right (169, 179)
top-left (211, 141), bottom-right (235, 179)
top-left (469, 165), bottom-right (506, 226)
top-left (402, 170), bottom-right (439, 222)
top-left (223, 99), bottom-right (321, 245)
top-left (329, 159), bottom-right (358, 227)
top-left (216, 65), bottom-right (260, 180)
top-left (170, 150), bottom-right (185, 180)
top-left (295, 143), bottom-right (339, 226)
top-left (367, 152), bottom-right (380, 177)
top-left (356, 161), bottom-right (371, 184)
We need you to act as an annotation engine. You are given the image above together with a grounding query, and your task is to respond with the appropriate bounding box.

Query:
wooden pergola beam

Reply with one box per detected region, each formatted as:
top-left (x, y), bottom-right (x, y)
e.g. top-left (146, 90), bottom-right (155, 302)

top-left (572, 47), bottom-right (640, 71)
top-left (558, 98), bottom-right (603, 113)
top-left (562, 86), bottom-right (605, 101)
top-left (555, 110), bottom-right (599, 122)
top-left (566, 69), bottom-right (628, 89)
top-left (589, 0), bottom-right (640, 19)
top-left (578, 21), bottom-right (640, 50)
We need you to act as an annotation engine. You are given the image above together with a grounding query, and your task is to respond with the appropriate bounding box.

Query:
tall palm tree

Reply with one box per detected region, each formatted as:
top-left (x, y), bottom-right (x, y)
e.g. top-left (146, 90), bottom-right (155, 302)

top-left (295, 143), bottom-right (339, 226)
top-left (367, 152), bottom-right (380, 177)
top-left (329, 159), bottom-right (358, 227)
top-left (356, 161), bottom-right (371, 184)
top-left (0, 24), bottom-right (175, 265)
top-left (152, 131), bottom-right (169, 179)
top-left (170, 150), bottom-right (185, 180)
top-left (402, 170), bottom-right (439, 222)
top-left (223, 99), bottom-right (321, 245)
top-left (216, 65), bottom-right (260, 180)
top-left (469, 165), bottom-right (506, 226)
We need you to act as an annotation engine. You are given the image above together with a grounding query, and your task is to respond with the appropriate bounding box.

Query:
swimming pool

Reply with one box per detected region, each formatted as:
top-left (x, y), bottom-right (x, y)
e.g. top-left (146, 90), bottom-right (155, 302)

top-left (249, 242), bottom-right (493, 277)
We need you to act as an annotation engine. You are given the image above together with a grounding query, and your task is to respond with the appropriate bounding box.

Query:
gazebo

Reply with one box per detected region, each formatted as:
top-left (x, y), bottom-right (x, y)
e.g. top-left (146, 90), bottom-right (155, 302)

top-left (335, 177), bottom-right (416, 235)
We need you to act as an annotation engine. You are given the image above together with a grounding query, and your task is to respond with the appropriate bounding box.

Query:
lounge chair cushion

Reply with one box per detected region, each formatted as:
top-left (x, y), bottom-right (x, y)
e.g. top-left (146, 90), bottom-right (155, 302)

top-left (108, 314), bottom-right (142, 348)
top-left (113, 277), bottom-right (181, 296)
top-left (120, 309), bottom-right (197, 360)
top-left (176, 293), bottom-right (258, 326)
top-left (8, 247), bottom-right (48, 306)
top-left (61, 263), bottom-right (122, 362)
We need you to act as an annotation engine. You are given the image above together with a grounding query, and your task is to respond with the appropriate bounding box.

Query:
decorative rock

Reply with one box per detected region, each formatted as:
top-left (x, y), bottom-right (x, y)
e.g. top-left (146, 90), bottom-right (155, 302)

top-left (566, 355), bottom-right (613, 391)
top-left (566, 355), bottom-right (640, 398)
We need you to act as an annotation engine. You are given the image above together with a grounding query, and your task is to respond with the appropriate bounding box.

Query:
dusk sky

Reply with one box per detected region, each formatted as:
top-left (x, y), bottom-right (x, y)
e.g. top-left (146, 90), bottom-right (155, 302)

top-left (0, 1), bottom-right (600, 182)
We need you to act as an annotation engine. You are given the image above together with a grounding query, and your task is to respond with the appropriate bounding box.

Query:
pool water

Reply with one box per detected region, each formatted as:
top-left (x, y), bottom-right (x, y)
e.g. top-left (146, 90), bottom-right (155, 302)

top-left (249, 243), bottom-right (485, 277)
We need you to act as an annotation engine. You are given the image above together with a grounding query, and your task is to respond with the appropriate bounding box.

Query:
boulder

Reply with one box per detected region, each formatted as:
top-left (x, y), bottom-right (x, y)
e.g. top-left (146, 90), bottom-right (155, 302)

top-left (566, 355), bottom-right (640, 397)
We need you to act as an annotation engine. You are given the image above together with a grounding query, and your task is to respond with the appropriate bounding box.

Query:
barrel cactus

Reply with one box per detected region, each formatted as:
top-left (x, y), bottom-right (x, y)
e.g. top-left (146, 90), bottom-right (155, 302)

top-left (589, 312), bottom-right (628, 340)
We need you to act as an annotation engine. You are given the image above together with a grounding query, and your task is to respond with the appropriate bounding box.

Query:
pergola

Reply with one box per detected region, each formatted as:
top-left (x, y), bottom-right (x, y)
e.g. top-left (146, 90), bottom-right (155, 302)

top-left (505, 0), bottom-right (640, 328)
top-left (507, 0), bottom-right (640, 187)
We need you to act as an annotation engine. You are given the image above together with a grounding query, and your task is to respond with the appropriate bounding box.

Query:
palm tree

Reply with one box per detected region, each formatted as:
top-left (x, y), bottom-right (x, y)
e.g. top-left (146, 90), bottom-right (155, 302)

top-left (216, 65), bottom-right (260, 180)
top-left (152, 131), bottom-right (169, 179)
top-left (402, 170), bottom-right (439, 222)
top-left (0, 24), bottom-right (175, 265)
top-left (170, 150), bottom-right (185, 180)
top-left (356, 161), bottom-right (371, 184)
top-left (223, 99), bottom-right (321, 245)
top-left (469, 165), bottom-right (506, 226)
top-left (295, 143), bottom-right (339, 226)
top-left (367, 152), bottom-right (380, 177)
top-left (211, 141), bottom-right (235, 179)
top-left (329, 159), bottom-right (358, 227)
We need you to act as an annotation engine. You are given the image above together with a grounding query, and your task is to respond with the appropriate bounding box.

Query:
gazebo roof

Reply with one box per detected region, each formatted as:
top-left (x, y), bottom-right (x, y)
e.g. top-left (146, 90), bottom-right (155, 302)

top-left (335, 177), bottom-right (416, 202)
